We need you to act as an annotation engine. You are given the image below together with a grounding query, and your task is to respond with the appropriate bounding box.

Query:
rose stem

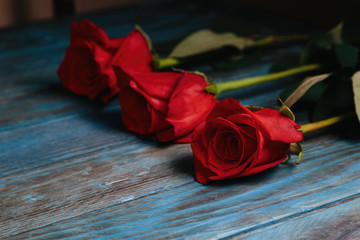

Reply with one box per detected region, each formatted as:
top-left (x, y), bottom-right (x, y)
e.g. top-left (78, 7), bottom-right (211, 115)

top-left (206, 63), bottom-right (321, 97)
top-left (253, 34), bottom-right (309, 47)
top-left (154, 57), bottom-right (181, 69)
top-left (300, 112), bottom-right (356, 134)
top-left (155, 34), bottom-right (309, 69)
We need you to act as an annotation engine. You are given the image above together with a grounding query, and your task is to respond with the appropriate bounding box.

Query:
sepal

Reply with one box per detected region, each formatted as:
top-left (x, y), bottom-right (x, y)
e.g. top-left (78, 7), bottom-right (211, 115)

top-left (245, 105), bottom-right (263, 112)
top-left (279, 99), bottom-right (295, 121)
top-left (284, 142), bottom-right (304, 164)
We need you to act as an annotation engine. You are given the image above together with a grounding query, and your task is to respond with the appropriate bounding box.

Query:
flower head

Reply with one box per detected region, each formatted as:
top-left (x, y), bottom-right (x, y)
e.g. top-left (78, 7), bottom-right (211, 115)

top-left (57, 20), bottom-right (152, 103)
top-left (191, 98), bottom-right (303, 184)
top-left (114, 67), bottom-right (217, 142)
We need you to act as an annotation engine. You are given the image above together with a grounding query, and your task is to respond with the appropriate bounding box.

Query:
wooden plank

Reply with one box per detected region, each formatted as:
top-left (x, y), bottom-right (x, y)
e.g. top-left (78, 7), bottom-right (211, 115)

top-left (0, 1), bottom-right (218, 57)
top-left (233, 194), bottom-right (360, 239)
top-left (0, 136), bottom-right (194, 237)
top-left (0, 106), bottom-right (133, 177)
top-left (2, 0), bottom-right (358, 239)
top-left (2, 127), bottom-right (360, 238)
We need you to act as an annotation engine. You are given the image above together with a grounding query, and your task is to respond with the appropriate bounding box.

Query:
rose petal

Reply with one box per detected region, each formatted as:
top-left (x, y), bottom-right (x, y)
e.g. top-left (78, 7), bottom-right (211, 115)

top-left (70, 20), bottom-right (109, 47)
top-left (191, 98), bottom-right (303, 184)
top-left (207, 98), bottom-right (252, 120)
top-left (252, 140), bottom-right (289, 168)
top-left (207, 131), bottom-right (244, 175)
top-left (115, 67), bottom-right (180, 113)
top-left (253, 108), bottom-right (303, 143)
top-left (58, 20), bottom-right (123, 103)
top-left (164, 72), bottom-right (217, 141)
top-left (107, 38), bottom-right (125, 51)
top-left (192, 123), bottom-right (215, 184)
top-left (112, 29), bottom-right (153, 72)
top-left (58, 40), bottom-right (118, 102)
top-left (119, 86), bottom-right (171, 135)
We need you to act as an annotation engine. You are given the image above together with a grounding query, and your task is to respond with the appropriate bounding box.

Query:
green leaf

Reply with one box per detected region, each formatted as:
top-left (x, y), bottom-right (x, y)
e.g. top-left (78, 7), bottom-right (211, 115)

top-left (351, 71), bottom-right (360, 123)
top-left (313, 34), bottom-right (333, 49)
top-left (300, 36), bottom-right (335, 64)
top-left (283, 73), bottom-right (331, 107)
top-left (212, 50), bottom-right (261, 71)
top-left (280, 80), bottom-right (328, 111)
top-left (302, 23), bottom-right (359, 69)
top-left (328, 22), bottom-right (343, 44)
top-left (300, 23), bottom-right (344, 65)
top-left (312, 73), bottom-right (355, 121)
top-left (168, 29), bottom-right (255, 58)
top-left (334, 43), bottom-right (359, 68)
top-left (300, 82), bottom-right (328, 102)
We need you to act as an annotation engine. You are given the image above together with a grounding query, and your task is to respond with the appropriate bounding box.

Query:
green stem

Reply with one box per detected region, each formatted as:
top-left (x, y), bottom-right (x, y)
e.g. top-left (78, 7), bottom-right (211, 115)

top-left (206, 63), bottom-right (321, 97)
top-left (154, 57), bottom-right (182, 69)
top-left (254, 35), bottom-right (309, 47)
top-left (300, 112), bottom-right (356, 134)
top-left (155, 34), bottom-right (309, 69)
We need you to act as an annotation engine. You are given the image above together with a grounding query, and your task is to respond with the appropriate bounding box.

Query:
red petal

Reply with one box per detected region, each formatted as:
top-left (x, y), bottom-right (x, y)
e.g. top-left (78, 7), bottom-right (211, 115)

top-left (191, 123), bottom-right (215, 184)
top-left (253, 108), bottom-right (303, 143)
top-left (57, 41), bottom-right (118, 103)
top-left (112, 29), bottom-right (153, 72)
top-left (207, 98), bottom-right (253, 120)
top-left (115, 67), bottom-right (180, 113)
top-left (165, 72), bottom-right (217, 141)
top-left (70, 20), bottom-right (110, 47)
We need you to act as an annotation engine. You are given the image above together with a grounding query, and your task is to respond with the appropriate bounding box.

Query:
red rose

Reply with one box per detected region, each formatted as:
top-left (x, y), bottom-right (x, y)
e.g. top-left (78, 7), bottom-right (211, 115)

top-left (69, 20), bottom-right (116, 48)
top-left (191, 98), bottom-right (303, 184)
top-left (110, 26), bottom-right (153, 73)
top-left (114, 67), bottom-right (217, 142)
top-left (57, 20), bottom-right (153, 103)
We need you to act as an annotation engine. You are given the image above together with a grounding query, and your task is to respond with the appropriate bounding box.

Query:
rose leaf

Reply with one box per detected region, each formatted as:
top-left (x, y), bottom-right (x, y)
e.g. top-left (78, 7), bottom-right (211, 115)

top-left (351, 71), bottom-right (360, 123)
top-left (284, 73), bottom-right (331, 107)
top-left (168, 29), bottom-right (255, 58)
top-left (328, 22), bottom-right (343, 44)
top-left (312, 75), bottom-right (354, 121)
top-left (334, 43), bottom-right (359, 68)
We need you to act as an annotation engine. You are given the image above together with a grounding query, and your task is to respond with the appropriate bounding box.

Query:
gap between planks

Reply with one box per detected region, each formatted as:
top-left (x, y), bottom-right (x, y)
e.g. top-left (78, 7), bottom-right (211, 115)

top-left (223, 191), bottom-right (360, 240)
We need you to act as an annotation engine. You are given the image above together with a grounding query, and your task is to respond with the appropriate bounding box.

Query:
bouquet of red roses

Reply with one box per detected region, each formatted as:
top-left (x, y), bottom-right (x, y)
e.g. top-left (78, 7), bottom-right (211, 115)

top-left (58, 20), bottom-right (358, 184)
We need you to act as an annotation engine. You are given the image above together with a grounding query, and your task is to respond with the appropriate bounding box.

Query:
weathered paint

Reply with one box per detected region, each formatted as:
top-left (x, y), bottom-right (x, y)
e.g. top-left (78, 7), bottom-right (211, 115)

top-left (1, 0), bottom-right (360, 239)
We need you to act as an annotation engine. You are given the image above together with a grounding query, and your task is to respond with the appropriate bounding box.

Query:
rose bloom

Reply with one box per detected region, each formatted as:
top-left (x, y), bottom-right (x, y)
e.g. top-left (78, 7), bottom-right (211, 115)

top-left (57, 20), bottom-right (153, 103)
top-left (191, 98), bottom-right (303, 184)
top-left (114, 67), bottom-right (217, 142)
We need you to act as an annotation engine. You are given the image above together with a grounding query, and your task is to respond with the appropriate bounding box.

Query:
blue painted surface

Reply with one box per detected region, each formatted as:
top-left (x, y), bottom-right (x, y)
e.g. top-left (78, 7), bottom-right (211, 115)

top-left (1, 0), bottom-right (360, 239)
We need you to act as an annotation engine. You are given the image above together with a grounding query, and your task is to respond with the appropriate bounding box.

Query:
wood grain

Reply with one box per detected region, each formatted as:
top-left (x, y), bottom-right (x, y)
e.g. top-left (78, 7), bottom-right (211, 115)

top-left (3, 126), bottom-right (360, 239)
top-left (1, 0), bottom-right (359, 239)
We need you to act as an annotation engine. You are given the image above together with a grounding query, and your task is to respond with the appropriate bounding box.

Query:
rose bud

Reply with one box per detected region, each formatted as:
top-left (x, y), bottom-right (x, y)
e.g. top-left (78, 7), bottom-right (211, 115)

top-left (114, 67), bottom-right (217, 142)
top-left (57, 20), bottom-right (153, 103)
top-left (191, 98), bottom-right (303, 184)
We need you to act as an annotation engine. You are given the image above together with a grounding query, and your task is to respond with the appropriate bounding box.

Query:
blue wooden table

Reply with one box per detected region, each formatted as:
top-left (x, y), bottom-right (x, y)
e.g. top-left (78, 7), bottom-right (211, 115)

top-left (1, 1), bottom-right (360, 239)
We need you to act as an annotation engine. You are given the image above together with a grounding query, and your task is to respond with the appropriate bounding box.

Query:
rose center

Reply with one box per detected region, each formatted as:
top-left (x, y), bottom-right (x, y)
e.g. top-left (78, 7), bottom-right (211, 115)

top-left (214, 129), bottom-right (244, 162)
